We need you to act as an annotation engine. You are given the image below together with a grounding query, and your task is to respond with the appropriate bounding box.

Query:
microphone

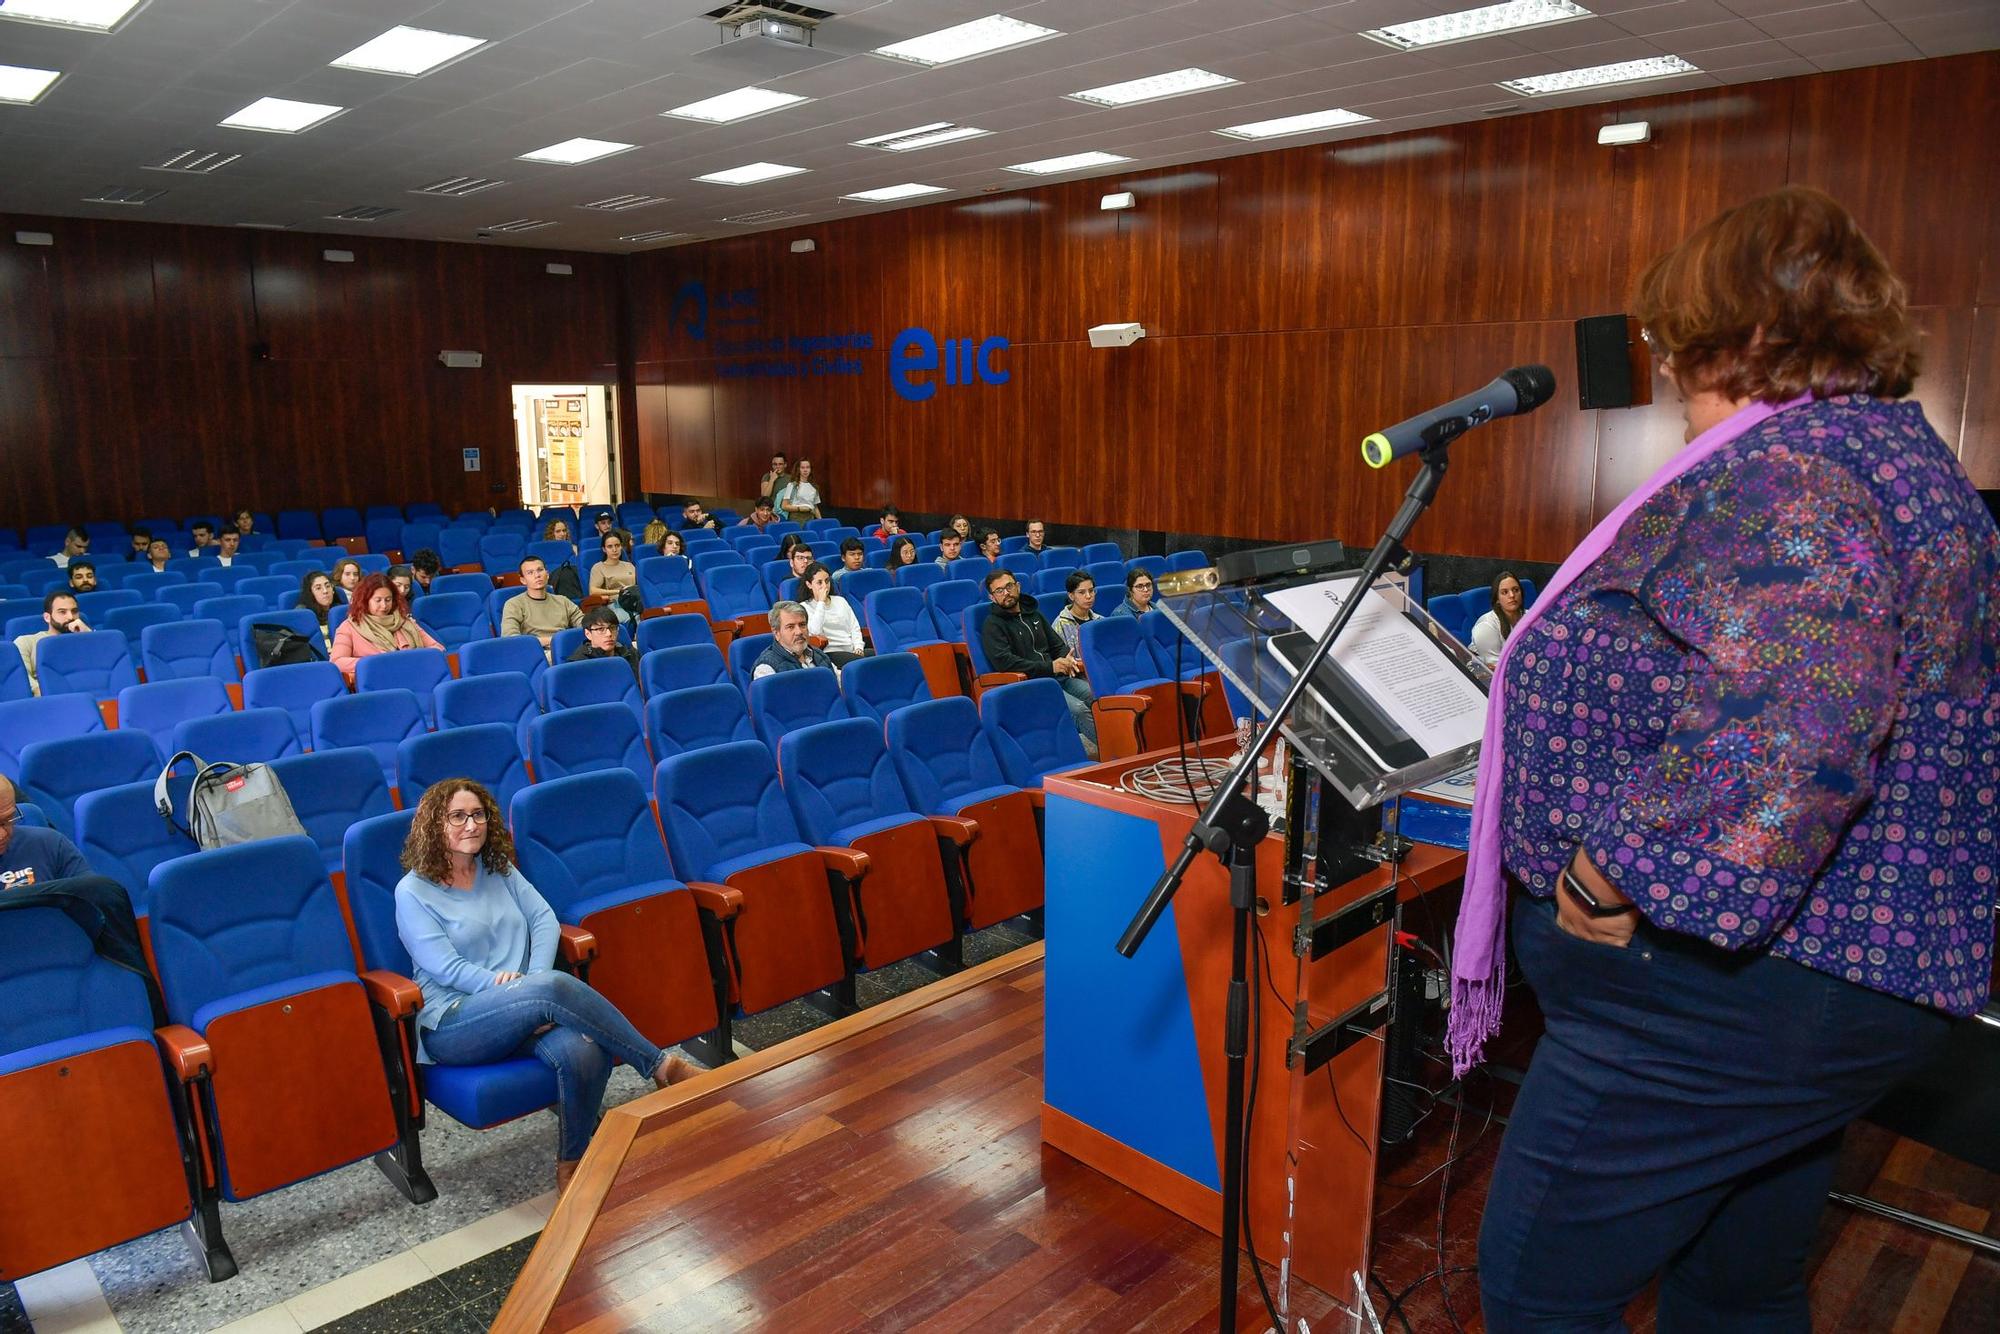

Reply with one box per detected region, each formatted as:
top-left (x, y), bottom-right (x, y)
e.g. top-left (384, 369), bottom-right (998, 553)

top-left (1361, 365), bottom-right (1557, 468)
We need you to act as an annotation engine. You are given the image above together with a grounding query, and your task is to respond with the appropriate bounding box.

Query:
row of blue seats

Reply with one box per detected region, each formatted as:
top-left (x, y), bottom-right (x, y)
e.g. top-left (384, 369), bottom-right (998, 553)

top-left (1424, 579), bottom-right (1540, 644)
top-left (2, 502), bottom-right (663, 551)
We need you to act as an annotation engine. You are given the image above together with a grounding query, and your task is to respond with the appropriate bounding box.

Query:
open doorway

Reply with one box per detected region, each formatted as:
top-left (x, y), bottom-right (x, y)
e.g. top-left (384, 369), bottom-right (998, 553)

top-left (511, 384), bottom-right (620, 510)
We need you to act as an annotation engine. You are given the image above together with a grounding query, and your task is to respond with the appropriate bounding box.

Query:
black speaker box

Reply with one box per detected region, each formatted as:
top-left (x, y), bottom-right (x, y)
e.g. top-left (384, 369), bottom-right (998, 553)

top-left (1575, 314), bottom-right (1644, 410)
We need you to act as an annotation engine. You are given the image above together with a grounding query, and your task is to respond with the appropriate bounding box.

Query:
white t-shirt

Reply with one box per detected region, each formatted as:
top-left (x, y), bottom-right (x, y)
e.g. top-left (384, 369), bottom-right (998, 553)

top-left (779, 480), bottom-right (822, 513)
top-left (1469, 611), bottom-right (1508, 666)
top-left (805, 595), bottom-right (865, 655)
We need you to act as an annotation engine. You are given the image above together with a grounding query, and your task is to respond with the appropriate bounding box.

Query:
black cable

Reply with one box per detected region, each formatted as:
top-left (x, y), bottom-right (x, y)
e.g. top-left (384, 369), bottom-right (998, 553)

top-left (1380, 1266), bottom-right (1479, 1328)
top-left (1434, 1094), bottom-right (1469, 1331)
top-left (1371, 1272), bottom-right (1416, 1334)
top-left (1171, 632), bottom-right (1203, 808)
top-left (1237, 917), bottom-right (1283, 1330)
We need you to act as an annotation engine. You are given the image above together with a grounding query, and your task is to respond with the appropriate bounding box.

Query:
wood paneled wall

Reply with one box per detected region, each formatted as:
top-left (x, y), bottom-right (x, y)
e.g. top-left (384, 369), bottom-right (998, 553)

top-left (0, 221), bottom-right (622, 531)
top-left (629, 54), bottom-right (1999, 564)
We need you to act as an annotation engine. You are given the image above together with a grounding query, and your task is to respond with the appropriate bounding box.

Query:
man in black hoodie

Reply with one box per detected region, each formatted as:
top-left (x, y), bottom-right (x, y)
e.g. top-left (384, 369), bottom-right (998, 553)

top-left (979, 569), bottom-right (1097, 756)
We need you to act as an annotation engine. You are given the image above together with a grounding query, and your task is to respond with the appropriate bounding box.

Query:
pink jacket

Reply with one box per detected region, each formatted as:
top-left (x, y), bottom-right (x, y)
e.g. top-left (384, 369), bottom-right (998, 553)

top-left (330, 617), bottom-right (443, 684)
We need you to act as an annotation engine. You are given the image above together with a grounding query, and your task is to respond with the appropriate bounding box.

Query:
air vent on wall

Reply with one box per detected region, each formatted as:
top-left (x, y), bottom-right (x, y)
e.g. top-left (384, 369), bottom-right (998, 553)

top-left (485, 218), bottom-right (555, 233)
top-left (580, 194), bottom-right (669, 211)
top-left (414, 176), bottom-right (506, 197)
top-left (722, 208), bottom-right (805, 225)
top-left (619, 229), bottom-right (691, 245)
top-left (147, 149), bottom-right (240, 174)
top-left (83, 186), bottom-right (166, 205)
top-left (328, 205), bottom-right (401, 222)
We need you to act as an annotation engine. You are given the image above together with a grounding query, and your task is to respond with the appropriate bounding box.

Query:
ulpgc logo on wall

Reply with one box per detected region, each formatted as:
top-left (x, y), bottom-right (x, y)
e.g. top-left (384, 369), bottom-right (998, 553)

top-left (673, 279), bottom-right (1010, 403)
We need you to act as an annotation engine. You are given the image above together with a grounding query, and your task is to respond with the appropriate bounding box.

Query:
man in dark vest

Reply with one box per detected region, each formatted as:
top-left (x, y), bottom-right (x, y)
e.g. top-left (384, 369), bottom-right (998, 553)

top-left (979, 569), bottom-right (1097, 756)
top-left (753, 600), bottom-right (835, 681)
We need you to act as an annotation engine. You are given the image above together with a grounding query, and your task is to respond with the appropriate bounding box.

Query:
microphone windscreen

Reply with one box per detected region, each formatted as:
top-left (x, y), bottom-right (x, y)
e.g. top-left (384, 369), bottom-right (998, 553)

top-left (1503, 364), bottom-right (1558, 413)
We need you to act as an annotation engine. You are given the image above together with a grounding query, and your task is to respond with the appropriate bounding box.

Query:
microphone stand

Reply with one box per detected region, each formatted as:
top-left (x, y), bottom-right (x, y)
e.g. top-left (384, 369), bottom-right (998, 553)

top-left (1116, 427), bottom-right (1463, 1333)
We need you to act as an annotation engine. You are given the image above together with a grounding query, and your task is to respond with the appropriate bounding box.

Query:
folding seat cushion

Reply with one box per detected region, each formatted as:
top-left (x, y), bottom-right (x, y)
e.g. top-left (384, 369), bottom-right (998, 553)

top-left (726, 632), bottom-right (775, 695)
top-left (527, 701), bottom-right (650, 786)
top-left (979, 679), bottom-right (1091, 789)
top-left (887, 699), bottom-right (1044, 929)
top-left (458, 634), bottom-right (549, 705)
top-left (545, 656), bottom-right (642, 723)
top-left (635, 612), bottom-right (712, 657)
top-left (654, 741), bottom-right (852, 1013)
top-left (266, 748), bottom-right (394, 880)
top-left (309, 689), bottom-right (427, 793)
top-left (510, 771), bottom-right (724, 1051)
top-left (434, 673), bottom-right (539, 753)
top-left (640, 643), bottom-right (730, 701)
top-left (117, 677), bottom-right (235, 763)
top-left (748, 668), bottom-right (847, 755)
top-left (0, 906), bottom-right (205, 1283)
top-left (75, 777), bottom-right (198, 918)
top-left (926, 579), bottom-right (986, 645)
top-left (170, 707), bottom-right (302, 769)
top-left (147, 837), bottom-right (425, 1205)
top-left (240, 660), bottom-right (345, 744)
top-left (35, 630), bottom-right (138, 708)
top-left (840, 652), bottom-right (933, 727)
top-left (397, 723), bottom-right (528, 812)
top-left (777, 718), bottom-right (958, 972)
top-left (636, 556), bottom-right (703, 613)
top-left (0, 694), bottom-right (105, 782)
top-left (409, 592), bottom-right (487, 653)
top-left (18, 730), bottom-right (159, 838)
top-left (354, 648), bottom-right (451, 724)
top-left (862, 588), bottom-right (959, 700)
top-left (645, 684), bottom-right (758, 762)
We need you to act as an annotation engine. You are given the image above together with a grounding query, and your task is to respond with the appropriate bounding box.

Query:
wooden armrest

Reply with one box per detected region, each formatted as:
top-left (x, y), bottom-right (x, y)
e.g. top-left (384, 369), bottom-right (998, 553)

top-left (974, 671), bottom-right (1027, 690)
top-left (928, 814), bottom-right (980, 847)
top-left (157, 1024), bottom-right (212, 1081)
top-left (1096, 692), bottom-right (1150, 715)
top-left (558, 923), bottom-right (598, 965)
top-left (688, 882), bottom-right (744, 920)
top-left (359, 969), bottom-right (422, 1018)
top-left (1175, 679), bottom-right (1209, 697)
top-left (1024, 788), bottom-right (1046, 809)
top-left (817, 846), bottom-right (871, 880)
top-left (808, 634), bottom-right (828, 649)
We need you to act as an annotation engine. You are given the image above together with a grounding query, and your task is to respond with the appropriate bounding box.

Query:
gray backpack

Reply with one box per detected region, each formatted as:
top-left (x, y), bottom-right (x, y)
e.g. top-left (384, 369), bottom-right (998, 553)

top-left (155, 751), bottom-right (308, 851)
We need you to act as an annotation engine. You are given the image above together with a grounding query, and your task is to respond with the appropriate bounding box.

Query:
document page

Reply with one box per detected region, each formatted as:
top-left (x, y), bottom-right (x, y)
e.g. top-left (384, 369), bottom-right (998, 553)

top-left (1264, 575), bottom-right (1488, 758)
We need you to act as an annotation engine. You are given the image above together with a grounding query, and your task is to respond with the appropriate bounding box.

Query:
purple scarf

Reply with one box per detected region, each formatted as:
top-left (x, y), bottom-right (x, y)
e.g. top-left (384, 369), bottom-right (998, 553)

top-left (1445, 393), bottom-right (1813, 1075)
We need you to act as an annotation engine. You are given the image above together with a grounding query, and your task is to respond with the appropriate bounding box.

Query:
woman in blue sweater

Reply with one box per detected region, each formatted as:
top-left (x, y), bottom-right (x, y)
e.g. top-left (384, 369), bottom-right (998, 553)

top-left (394, 779), bottom-right (696, 1190)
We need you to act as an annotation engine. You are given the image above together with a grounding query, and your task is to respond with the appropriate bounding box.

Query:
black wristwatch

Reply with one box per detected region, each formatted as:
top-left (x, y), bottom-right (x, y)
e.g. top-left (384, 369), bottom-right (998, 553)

top-left (1560, 864), bottom-right (1636, 917)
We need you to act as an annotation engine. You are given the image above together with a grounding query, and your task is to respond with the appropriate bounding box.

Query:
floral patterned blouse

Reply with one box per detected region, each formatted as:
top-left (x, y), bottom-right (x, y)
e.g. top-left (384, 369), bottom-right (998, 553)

top-left (1499, 395), bottom-right (1999, 1015)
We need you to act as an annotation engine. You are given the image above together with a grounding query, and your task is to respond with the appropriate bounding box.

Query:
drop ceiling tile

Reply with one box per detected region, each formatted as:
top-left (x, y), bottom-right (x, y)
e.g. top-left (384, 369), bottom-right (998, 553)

top-left (1893, 10), bottom-right (2000, 57)
top-left (1598, 0), bottom-right (1744, 35)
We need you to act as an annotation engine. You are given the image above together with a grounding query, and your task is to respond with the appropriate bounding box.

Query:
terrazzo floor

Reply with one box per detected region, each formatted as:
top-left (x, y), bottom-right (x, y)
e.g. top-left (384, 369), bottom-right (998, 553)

top-left (13, 924), bottom-right (1037, 1334)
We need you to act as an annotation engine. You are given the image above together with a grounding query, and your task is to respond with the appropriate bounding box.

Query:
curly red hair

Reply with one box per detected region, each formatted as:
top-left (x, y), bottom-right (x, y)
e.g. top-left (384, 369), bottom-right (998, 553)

top-left (349, 571), bottom-right (409, 617)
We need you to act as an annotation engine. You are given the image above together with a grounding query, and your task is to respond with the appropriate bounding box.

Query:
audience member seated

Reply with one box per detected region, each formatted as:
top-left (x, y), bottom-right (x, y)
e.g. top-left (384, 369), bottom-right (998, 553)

top-left (387, 564), bottom-right (415, 603)
top-left (642, 520), bottom-right (671, 553)
top-left (948, 514), bottom-right (972, 542)
top-left (565, 607), bottom-right (639, 680)
top-left (299, 572), bottom-right (339, 650)
top-left (975, 528), bottom-right (1003, 563)
top-left (872, 505), bottom-right (903, 541)
top-left (677, 500), bottom-right (711, 531)
top-left (541, 518), bottom-right (573, 545)
top-left (753, 601), bottom-right (836, 680)
top-left (1052, 569), bottom-right (1100, 653)
top-left (1023, 519), bottom-right (1048, 556)
top-left (128, 529), bottom-right (153, 560)
top-left (230, 507), bottom-right (257, 538)
top-left (980, 569), bottom-right (1097, 756)
top-left (409, 549), bottom-right (442, 596)
top-left (1470, 570), bottom-right (1526, 667)
top-left (0, 773), bottom-right (91, 891)
top-left (66, 559), bottom-right (98, 594)
top-left (330, 557), bottom-right (363, 602)
top-left (14, 591), bottom-right (89, 696)
top-left (738, 496), bottom-right (779, 532)
top-left (331, 572), bottom-right (443, 685)
top-left (501, 556), bottom-right (583, 656)
top-left (935, 531), bottom-right (964, 571)
top-left (834, 538), bottom-right (868, 584)
top-left (887, 536), bottom-right (920, 573)
top-left (784, 541), bottom-right (815, 590)
top-left (589, 510), bottom-right (618, 550)
top-left (776, 457), bottom-right (822, 522)
top-left (757, 451), bottom-right (790, 508)
top-left (392, 779), bottom-right (696, 1194)
top-left (50, 526), bottom-right (89, 568)
top-left (144, 538), bottom-right (174, 573)
top-left (588, 532), bottom-right (638, 620)
top-left (187, 521), bottom-right (216, 557)
top-left (1121, 567), bottom-right (1157, 618)
top-left (212, 529), bottom-right (243, 567)
top-left (800, 563), bottom-right (867, 667)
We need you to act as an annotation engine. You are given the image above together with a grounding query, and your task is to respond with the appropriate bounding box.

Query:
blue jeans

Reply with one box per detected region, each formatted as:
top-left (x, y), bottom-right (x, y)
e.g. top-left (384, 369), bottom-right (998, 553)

top-left (425, 971), bottom-right (665, 1161)
top-left (1478, 894), bottom-right (1952, 1332)
top-left (1057, 674), bottom-right (1097, 750)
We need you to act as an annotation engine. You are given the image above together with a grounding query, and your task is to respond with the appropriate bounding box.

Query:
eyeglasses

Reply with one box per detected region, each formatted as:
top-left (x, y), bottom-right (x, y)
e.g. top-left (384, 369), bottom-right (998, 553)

top-left (444, 809), bottom-right (490, 828)
top-left (0, 811), bottom-right (18, 829)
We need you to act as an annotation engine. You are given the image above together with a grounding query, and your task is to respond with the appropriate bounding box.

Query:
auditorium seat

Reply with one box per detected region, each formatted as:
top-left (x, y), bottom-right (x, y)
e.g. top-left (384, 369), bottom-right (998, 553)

top-left (0, 641), bottom-right (29, 703)
top-left (926, 579), bottom-right (985, 646)
top-left (510, 770), bottom-right (728, 1057)
top-left (0, 905), bottom-right (224, 1288)
top-left (310, 689), bottom-right (427, 794)
top-left (147, 837), bottom-right (433, 1210)
top-left (549, 626), bottom-right (588, 666)
top-left (274, 509), bottom-right (321, 541)
top-left (241, 660), bottom-right (345, 744)
top-left (434, 528), bottom-right (481, 572)
top-left (997, 553), bottom-right (1038, 579)
top-left (321, 508), bottom-right (363, 541)
top-left (1166, 548), bottom-right (1208, 572)
top-left (545, 656), bottom-right (642, 723)
top-left (527, 700), bottom-right (651, 786)
top-left (267, 747), bottom-right (395, 880)
top-left (271, 560), bottom-right (320, 582)
top-left (235, 608), bottom-right (325, 675)
top-left (140, 618), bottom-right (238, 687)
top-left (720, 633), bottom-right (771, 694)
top-left (427, 572), bottom-right (495, 600)
top-left (354, 648), bottom-right (451, 724)
top-left (1026, 569), bottom-right (1071, 602)
top-left (1078, 615), bottom-right (1204, 756)
top-left (414, 591), bottom-right (488, 653)
top-left (117, 677), bottom-right (234, 763)
top-left (834, 568), bottom-right (891, 606)
top-left (748, 668), bottom-right (847, 755)
top-left (405, 503), bottom-right (443, 520)
top-left (523, 539), bottom-right (574, 573)
top-left (840, 652), bottom-right (933, 728)
top-left (952, 557), bottom-right (995, 587)
top-left (480, 533), bottom-right (528, 577)
top-left (1081, 542), bottom-right (1122, 564)
top-left (74, 592), bottom-right (143, 626)
top-left (635, 556), bottom-right (703, 614)
top-left (191, 591), bottom-right (263, 638)
top-left (887, 697), bottom-right (1044, 930)
top-left (237, 574), bottom-right (298, 609)
top-left (778, 718), bottom-right (961, 973)
top-left (96, 603), bottom-right (177, 661)
top-left (894, 564), bottom-right (944, 591)
top-left (397, 723), bottom-right (528, 812)
top-left (1426, 594), bottom-right (1473, 644)
top-left (980, 679), bottom-right (1093, 789)
top-left (699, 564), bottom-right (768, 632)
top-left (399, 523), bottom-right (443, 560)
top-left (170, 706), bottom-right (303, 768)
top-left (0, 694), bottom-right (105, 782)
top-left (35, 629), bottom-right (139, 718)
top-left (18, 730), bottom-right (160, 838)
top-left (1125, 555), bottom-right (1169, 584)
top-left (156, 581), bottom-right (226, 617)
top-left (434, 673), bottom-right (539, 753)
top-left (74, 777), bottom-right (198, 920)
top-left (645, 683), bottom-right (758, 762)
top-left (1084, 560), bottom-right (1126, 593)
top-left (124, 571), bottom-right (187, 600)
top-left (458, 634), bottom-right (550, 706)
top-left (635, 612), bottom-right (713, 657)
top-left (640, 642), bottom-right (730, 699)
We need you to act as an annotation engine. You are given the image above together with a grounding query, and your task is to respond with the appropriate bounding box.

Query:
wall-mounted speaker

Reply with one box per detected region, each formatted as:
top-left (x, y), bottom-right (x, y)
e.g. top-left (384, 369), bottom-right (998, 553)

top-left (1574, 314), bottom-right (1650, 410)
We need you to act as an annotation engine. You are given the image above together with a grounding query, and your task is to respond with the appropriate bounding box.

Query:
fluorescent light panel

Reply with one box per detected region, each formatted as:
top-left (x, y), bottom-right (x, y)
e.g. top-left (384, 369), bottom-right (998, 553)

top-left (1364, 1), bottom-right (1592, 50)
top-left (1003, 151), bottom-right (1129, 176)
top-left (664, 86), bottom-right (810, 123)
top-left (0, 1), bottom-right (145, 32)
top-left (619, 230), bottom-right (687, 244)
top-left (148, 149), bottom-right (240, 173)
top-left (842, 183), bottom-right (947, 202)
top-left (580, 194), bottom-right (669, 212)
top-left (722, 208), bottom-right (805, 224)
top-left (519, 137), bottom-right (635, 165)
top-left (1068, 67), bottom-right (1237, 108)
top-left (0, 64), bottom-right (62, 105)
top-left (695, 161), bottom-right (808, 186)
top-left (852, 122), bottom-right (991, 152)
top-left (330, 26), bottom-right (488, 77)
top-left (1216, 107), bottom-right (1374, 140)
top-left (413, 176), bottom-right (505, 197)
top-left (486, 218), bottom-right (554, 233)
top-left (1500, 54), bottom-right (1699, 95)
top-left (219, 97), bottom-right (344, 133)
top-left (83, 186), bottom-right (165, 205)
top-left (873, 15), bottom-right (1060, 67)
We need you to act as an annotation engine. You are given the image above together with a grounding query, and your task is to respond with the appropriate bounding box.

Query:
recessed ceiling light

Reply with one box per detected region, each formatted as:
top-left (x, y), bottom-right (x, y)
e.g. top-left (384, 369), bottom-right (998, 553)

top-left (1067, 68), bottom-right (1237, 109)
top-left (412, 176), bottom-right (506, 197)
top-left (518, 137), bottom-right (636, 165)
top-left (664, 86), bottom-right (811, 124)
top-left (580, 194), bottom-right (670, 211)
top-left (1363, 1), bottom-right (1592, 51)
top-left (1216, 108), bottom-right (1375, 140)
top-left (841, 183), bottom-right (948, 202)
top-left (146, 149), bottom-right (241, 173)
top-left (0, 1), bottom-right (146, 33)
top-left (1003, 151), bottom-right (1131, 176)
top-left (486, 218), bottom-right (555, 233)
top-left (873, 15), bottom-right (1061, 67)
top-left (220, 96), bottom-right (345, 134)
top-left (722, 208), bottom-right (807, 225)
top-left (328, 205), bottom-right (400, 222)
top-left (1499, 54), bottom-right (1699, 96)
top-left (83, 186), bottom-right (165, 205)
top-left (0, 64), bottom-right (62, 106)
top-left (619, 229), bottom-right (688, 244)
top-left (853, 123), bottom-right (992, 152)
top-left (330, 26), bottom-right (488, 77)
top-left (695, 161), bottom-right (808, 186)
